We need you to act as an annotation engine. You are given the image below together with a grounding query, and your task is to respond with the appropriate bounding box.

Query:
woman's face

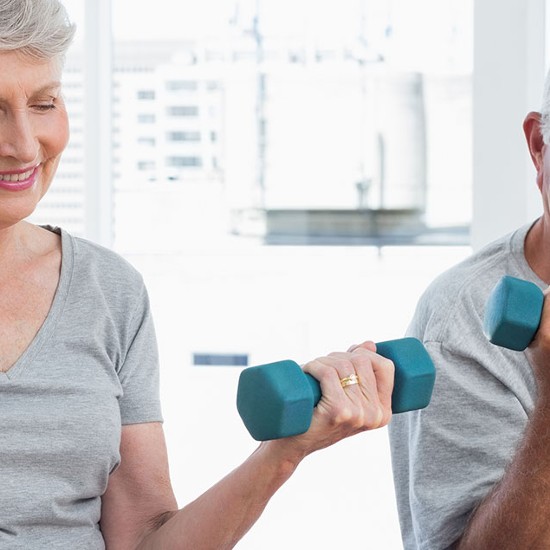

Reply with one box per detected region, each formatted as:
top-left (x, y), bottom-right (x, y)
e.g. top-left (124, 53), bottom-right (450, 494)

top-left (0, 50), bottom-right (69, 228)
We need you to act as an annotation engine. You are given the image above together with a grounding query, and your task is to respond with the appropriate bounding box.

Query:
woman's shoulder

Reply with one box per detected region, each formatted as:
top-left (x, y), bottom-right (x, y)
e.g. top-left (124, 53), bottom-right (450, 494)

top-left (68, 231), bottom-right (138, 268)
top-left (60, 229), bottom-right (147, 301)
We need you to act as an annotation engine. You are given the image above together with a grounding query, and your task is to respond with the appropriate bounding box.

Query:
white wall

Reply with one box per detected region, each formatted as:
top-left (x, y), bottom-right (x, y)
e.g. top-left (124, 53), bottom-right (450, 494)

top-left (471, 0), bottom-right (546, 250)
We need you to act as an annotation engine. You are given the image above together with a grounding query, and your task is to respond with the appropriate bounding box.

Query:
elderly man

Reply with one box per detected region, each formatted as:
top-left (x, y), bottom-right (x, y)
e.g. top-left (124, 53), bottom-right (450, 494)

top-left (389, 76), bottom-right (550, 548)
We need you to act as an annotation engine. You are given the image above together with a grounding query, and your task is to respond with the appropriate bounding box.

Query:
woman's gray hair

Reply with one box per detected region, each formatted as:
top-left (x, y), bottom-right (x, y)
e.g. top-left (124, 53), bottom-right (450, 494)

top-left (0, 0), bottom-right (75, 62)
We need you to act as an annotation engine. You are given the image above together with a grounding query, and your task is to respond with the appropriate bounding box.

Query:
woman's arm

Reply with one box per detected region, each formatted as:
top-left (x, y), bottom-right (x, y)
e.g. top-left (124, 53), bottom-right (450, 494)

top-left (101, 343), bottom-right (394, 549)
top-left (102, 422), bottom-right (305, 550)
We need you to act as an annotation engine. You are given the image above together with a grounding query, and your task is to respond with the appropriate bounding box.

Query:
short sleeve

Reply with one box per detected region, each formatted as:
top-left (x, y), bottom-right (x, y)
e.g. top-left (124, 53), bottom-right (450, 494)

top-left (389, 340), bottom-right (528, 550)
top-left (116, 283), bottom-right (163, 425)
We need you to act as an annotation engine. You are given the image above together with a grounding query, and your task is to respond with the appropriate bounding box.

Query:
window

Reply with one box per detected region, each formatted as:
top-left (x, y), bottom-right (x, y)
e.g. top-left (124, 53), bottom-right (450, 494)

top-left (166, 156), bottom-right (202, 167)
top-left (167, 131), bottom-right (201, 142)
top-left (137, 161), bottom-right (156, 171)
top-left (138, 114), bottom-right (156, 123)
top-left (167, 106), bottom-right (199, 117)
top-left (31, 0), bottom-right (472, 248)
top-left (138, 90), bottom-right (156, 100)
top-left (167, 80), bottom-right (198, 91)
top-left (104, 0), bottom-right (473, 247)
top-left (138, 137), bottom-right (156, 146)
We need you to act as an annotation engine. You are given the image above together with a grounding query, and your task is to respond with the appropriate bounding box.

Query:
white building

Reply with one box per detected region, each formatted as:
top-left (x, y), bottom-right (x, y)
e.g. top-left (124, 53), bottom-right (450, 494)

top-left (29, 39), bottom-right (470, 246)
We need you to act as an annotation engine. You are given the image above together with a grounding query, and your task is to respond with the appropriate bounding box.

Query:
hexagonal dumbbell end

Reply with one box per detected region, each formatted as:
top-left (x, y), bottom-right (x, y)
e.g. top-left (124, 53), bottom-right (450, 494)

top-left (484, 275), bottom-right (544, 351)
top-left (236, 359), bottom-right (322, 441)
top-left (376, 337), bottom-right (435, 413)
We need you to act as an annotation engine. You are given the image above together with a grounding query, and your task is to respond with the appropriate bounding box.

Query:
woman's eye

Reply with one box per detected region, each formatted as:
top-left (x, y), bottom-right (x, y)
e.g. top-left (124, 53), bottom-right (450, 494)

top-left (32, 104), bottom-right (56, 112)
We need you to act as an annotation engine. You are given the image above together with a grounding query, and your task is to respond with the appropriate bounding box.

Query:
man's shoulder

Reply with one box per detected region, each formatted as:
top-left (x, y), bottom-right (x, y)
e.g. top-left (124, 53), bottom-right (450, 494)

top-left (412, 230), bottom-right (520, 342)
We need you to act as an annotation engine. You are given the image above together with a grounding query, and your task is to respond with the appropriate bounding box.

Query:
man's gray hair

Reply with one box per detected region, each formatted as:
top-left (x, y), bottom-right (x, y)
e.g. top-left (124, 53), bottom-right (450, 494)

top-left (541, 71), bottom-right (550, 144)
top-left (0, 0), bottom-right (75, 61)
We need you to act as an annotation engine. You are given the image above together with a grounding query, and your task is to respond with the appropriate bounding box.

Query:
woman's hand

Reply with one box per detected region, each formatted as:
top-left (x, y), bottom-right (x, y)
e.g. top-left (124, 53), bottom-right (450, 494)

top-left (260, 341), bottom-right (395, 467)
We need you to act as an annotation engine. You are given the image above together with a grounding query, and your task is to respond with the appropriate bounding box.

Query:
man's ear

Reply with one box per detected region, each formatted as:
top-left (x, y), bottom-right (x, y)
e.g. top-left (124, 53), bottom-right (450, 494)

top-left (524, 111), bottom-right (545, 171)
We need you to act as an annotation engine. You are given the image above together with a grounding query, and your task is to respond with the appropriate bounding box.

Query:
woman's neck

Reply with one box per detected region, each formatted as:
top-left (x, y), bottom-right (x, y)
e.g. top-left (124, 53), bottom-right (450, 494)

top-left (0, 222), bottom-right (59, 276)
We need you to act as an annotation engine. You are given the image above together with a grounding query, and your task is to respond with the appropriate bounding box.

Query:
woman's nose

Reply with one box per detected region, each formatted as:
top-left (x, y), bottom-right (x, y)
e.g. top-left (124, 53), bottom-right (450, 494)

top-left (0, 111), bottom-right (39, 163)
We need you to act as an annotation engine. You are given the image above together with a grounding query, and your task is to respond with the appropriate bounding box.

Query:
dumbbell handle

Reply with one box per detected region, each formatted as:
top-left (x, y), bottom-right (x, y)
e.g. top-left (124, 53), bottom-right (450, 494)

top-left (301, 338), bottom-right (434, 414)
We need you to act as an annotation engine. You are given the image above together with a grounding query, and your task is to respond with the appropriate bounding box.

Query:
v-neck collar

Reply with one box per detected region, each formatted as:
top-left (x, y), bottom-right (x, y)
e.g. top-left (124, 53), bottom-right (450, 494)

top-left (0, 227), bottom-right (74, 383)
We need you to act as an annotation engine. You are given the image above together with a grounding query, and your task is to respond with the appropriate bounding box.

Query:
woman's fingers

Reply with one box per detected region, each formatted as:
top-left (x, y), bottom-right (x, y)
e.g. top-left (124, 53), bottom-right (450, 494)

top-left (347, 340), bottom-right (377, 353)
top-left (303, 346), bottom-right (394, 433)
top-left (342, 342), bottom-right (393, 422)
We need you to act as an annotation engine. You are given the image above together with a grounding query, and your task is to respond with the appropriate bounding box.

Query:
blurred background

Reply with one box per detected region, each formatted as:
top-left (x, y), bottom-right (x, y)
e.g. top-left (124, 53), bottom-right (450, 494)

top-left (30, 0), bottom-right (547, 547)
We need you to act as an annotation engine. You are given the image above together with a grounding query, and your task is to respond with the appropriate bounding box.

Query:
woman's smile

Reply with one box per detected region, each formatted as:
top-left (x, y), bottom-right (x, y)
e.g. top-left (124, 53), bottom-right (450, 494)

top-left (0, 164), bottom-right (40, 191)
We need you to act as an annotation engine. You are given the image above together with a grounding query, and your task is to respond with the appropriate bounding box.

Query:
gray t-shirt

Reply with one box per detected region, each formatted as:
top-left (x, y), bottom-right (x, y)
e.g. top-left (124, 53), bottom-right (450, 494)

top-left (388, 221), bottom-right (543, 550)
top-left (0, 227), bottom-right (162, 549)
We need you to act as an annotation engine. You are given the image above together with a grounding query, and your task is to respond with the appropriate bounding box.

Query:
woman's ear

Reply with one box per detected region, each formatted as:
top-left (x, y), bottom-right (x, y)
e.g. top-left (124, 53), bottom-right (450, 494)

top-left (524, 111), bottom-right (545, 172)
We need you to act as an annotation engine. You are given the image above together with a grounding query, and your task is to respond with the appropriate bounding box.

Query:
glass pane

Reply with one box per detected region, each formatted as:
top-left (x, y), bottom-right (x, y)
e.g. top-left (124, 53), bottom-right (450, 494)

top-left (112, 0), bottom-right (472, 248)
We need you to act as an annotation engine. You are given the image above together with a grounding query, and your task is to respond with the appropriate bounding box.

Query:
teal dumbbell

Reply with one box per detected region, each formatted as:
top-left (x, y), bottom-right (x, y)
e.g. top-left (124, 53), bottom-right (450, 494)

top-left (484, 275), bottom-right (544, 351)
top-left (237, 337), bottom-right (436, 441)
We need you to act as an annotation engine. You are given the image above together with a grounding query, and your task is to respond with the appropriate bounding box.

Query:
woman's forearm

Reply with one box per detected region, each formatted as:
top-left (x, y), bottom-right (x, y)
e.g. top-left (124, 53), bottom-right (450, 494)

top-left (136, 442), bottom-right (302, 550)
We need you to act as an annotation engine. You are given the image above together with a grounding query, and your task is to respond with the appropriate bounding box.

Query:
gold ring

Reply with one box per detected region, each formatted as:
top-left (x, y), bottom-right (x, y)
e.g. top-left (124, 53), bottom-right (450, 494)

top-left (340, 373), bottom-right (360, 388)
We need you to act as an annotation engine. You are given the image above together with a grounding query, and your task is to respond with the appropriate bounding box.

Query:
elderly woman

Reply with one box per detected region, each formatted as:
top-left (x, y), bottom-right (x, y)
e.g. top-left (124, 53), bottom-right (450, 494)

top-left (0, 0), bottom-right (395, 548)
